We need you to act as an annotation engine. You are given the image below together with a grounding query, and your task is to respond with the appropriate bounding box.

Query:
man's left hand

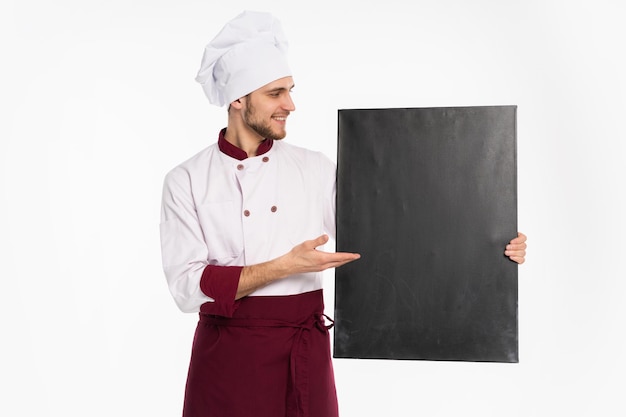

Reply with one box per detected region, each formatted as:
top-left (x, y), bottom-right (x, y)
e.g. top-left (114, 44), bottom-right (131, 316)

top-left (505, 232), bottom-right (527, 264)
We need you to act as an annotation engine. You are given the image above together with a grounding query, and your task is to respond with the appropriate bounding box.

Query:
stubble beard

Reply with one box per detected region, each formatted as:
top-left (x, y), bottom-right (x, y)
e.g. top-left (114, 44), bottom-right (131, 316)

top-left (243, 101), bottom-right (287, 141)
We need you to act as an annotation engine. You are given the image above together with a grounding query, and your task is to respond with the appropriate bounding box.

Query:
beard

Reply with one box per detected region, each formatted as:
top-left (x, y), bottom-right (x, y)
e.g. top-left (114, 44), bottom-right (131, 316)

top-left (242, 99), bottom-right (287, 140)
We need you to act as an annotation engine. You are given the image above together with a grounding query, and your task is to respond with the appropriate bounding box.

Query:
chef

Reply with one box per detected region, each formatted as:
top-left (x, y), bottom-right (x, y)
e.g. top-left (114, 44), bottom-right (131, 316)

top-left (159, 10), bottom-right (528, 417)
top-left (160, 10), bottom-right (361, 417)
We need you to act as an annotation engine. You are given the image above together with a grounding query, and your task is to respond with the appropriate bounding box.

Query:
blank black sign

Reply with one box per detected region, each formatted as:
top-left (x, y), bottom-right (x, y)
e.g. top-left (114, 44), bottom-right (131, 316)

top-left (334, 106), bottom-right (518, 363)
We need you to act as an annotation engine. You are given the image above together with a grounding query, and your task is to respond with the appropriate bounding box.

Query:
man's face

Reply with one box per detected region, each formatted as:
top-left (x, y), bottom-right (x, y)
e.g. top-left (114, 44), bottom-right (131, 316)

top-left (241, 76), bottom-right (296, 140)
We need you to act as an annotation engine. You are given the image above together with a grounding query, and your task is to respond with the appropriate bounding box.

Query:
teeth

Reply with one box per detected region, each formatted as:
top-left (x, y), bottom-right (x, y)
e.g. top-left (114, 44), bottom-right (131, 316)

top-left (273, 116), bottom-right (287, 121)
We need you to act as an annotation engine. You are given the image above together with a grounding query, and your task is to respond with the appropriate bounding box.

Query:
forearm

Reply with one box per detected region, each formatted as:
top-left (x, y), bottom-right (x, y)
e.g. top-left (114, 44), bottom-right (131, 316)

top-left (235, 254), bottom-right (292, 299)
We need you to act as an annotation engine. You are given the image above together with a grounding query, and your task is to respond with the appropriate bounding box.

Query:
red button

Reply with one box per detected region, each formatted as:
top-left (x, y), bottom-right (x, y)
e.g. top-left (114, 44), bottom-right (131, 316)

top-left (243, 210), bottom-right (250, 217)
top-left (237, 164), bottom-right (244, 170)
top-left (262, 157), bottom-right (269, 163)
top-left (270, 206), bottom-right (277, 213)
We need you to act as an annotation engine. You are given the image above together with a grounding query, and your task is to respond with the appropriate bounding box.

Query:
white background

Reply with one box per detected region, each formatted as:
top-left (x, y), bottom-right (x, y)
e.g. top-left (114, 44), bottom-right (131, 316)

top-left (2, 0), bottom-right (625, 416)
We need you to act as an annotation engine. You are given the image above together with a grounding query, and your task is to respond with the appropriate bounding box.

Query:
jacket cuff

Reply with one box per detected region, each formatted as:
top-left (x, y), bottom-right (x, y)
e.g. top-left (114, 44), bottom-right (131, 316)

top-left (199, 265), bottom-right (243, 317)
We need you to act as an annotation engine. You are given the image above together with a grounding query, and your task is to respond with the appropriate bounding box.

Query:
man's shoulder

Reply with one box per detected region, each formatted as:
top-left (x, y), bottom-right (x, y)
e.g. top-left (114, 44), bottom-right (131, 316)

top-left (274, 141), bottom-right (334, 166)
top-left (163, 143), bottom-right (219, 183)
top-left (171, 143), bottom-right (219, 170)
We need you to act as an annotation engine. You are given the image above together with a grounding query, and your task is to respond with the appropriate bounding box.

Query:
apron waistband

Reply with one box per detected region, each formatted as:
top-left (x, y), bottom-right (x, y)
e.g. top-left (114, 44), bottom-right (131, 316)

top-left (199, 313), bottom-right (334, 330)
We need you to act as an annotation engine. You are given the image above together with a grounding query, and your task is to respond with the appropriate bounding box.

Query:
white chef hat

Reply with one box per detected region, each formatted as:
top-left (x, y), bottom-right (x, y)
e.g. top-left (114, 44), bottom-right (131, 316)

top-left (195, 11), bottom-right (292, 107)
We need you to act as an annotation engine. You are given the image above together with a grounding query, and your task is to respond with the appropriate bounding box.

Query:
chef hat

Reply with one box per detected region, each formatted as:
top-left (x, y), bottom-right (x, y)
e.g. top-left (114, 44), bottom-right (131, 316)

top-left (195, 11), bottom-right (292, 107)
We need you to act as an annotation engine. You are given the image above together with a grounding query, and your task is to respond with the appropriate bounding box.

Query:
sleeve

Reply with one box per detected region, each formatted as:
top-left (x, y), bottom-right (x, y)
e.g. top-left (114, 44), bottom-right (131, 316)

top-left (160, 167), bottom-right (241, 315)
top-left (199, 265), bottom-right (242, 317)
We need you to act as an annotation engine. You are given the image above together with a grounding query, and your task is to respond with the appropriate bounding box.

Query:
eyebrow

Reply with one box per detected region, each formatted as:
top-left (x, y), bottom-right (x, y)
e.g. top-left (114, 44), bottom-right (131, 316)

top-left (266, 84), bottom-right (295, 93)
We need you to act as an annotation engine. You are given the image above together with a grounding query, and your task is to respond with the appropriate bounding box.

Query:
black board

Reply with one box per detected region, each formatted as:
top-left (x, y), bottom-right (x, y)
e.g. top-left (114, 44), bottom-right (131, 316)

top-left (334, 106), bottom-right (518, 363)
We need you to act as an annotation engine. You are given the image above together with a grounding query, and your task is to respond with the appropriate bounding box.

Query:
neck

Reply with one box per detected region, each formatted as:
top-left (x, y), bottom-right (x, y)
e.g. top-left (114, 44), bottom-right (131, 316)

top-left (225, 113), bottom-right (264, 157)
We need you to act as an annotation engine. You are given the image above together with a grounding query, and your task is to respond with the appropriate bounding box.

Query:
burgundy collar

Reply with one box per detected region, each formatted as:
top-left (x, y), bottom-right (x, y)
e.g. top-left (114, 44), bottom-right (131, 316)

top-left (217, 128), bottom-right (273, 161)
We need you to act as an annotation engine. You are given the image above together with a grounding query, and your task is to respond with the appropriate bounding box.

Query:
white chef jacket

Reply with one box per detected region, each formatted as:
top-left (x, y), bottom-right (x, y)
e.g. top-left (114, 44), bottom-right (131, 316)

top-left (160, 139), bottom-right (337, 313)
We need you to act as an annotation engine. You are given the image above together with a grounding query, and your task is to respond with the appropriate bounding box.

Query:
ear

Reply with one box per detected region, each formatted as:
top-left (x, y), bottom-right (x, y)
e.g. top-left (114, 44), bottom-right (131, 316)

top-left (230, 97), bottom-right (244, 110)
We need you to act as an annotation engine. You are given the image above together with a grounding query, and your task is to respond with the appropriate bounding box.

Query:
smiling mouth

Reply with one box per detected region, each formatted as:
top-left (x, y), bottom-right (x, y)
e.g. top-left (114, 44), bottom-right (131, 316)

top-left (272, 115), bottom-right (288, 122)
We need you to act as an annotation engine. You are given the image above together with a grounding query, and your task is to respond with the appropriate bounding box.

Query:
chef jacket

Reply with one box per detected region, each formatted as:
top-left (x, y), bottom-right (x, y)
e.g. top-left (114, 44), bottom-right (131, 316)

top-left (160, 130), bottom-right (337, 315)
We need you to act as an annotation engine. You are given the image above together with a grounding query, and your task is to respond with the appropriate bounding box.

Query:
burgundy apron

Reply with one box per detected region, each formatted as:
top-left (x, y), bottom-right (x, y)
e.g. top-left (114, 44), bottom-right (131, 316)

top-left (182, 290), bottom-right (339, 417)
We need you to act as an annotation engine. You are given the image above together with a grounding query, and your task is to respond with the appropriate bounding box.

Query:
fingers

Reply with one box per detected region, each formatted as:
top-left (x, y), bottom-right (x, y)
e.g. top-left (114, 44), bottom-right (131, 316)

top-left (505, 232), bottom-right (527, 264)
top-left (506, 245), bottom-right (526, 259)
top-left (289, 235), bottom-right (360, 273)
top-left (506, 232), bottom-right (527, 252)
top-left (306, 234), bottom-right (330, 249)
top-left (312, 248), bottom-right (360, 271)
top-left (320, 251), bottom-right (361, 269)
top-left (506, 242), bottom-right (527, 252)
top-left (510, 232), bottom-right (527, 245)
top-left (323, 251), bottom-right (360, 260)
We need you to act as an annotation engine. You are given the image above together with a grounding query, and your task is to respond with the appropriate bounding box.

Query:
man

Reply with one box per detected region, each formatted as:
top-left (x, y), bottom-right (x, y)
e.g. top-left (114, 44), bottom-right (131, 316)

top-left (160, 10), bottom-right (527, 417)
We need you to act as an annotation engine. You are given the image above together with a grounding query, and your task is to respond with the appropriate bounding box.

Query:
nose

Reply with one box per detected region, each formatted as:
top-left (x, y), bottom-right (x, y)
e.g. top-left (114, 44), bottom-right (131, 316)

top-left (283, 92), bottom-right (296, 112)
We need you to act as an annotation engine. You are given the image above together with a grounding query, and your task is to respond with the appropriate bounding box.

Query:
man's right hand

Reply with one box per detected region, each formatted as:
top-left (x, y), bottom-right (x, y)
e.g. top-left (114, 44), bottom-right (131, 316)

top-left (282, 234), bottom-right (361, 274)
top-left (236, 235), bottom-right (360, 299)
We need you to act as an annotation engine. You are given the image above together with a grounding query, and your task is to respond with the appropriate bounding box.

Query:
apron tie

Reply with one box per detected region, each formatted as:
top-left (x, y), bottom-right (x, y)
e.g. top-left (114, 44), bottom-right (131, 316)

top-left (201, 312), bottom-right (332, 417)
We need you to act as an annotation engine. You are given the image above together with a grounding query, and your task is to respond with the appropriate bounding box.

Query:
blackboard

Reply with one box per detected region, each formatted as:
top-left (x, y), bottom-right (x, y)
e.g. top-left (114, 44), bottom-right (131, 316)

top-left (334, 106), bottom-right (518, 363)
